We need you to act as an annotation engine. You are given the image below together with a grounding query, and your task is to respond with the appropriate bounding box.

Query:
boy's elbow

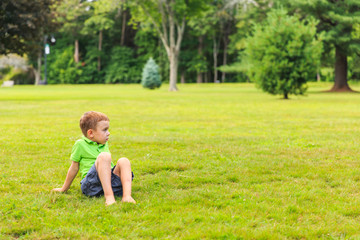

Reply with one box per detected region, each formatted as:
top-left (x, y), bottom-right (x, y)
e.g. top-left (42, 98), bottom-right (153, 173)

top-left (71, 161), bottom-right (80, 172)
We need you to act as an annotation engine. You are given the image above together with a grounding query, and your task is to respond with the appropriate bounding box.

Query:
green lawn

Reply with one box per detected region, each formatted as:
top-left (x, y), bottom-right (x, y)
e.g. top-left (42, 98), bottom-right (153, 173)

top-left (1, 82), bottom-right (360, 239)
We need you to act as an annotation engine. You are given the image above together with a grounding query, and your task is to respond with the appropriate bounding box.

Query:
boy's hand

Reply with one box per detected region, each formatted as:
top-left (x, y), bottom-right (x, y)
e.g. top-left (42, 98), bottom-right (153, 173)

top-left (52, 188), bottom-right (66, 192)
top-left (122, 195), bottom-right (136, 203)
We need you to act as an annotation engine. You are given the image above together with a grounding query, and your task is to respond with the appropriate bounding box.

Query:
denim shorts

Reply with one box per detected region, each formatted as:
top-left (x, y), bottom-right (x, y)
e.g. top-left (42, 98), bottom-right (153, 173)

top-left (80, 164), bottom-right (134, 197)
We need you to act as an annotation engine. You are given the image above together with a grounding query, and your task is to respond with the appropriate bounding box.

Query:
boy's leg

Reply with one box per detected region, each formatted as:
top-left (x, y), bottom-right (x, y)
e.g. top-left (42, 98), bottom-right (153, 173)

top-left (113, 157), bottom-right (136, 203)
top-left (95, 152), bottom-right (116, 205)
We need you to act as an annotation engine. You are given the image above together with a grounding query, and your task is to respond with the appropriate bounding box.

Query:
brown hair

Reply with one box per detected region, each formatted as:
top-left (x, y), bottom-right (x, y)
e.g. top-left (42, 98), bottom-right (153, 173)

top-left (80, 111), bottom-right (109, 137)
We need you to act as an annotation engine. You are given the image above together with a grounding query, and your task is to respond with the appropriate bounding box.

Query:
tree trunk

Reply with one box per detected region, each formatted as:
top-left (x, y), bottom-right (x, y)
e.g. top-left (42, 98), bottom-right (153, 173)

top-left (197, 36), bottom-right (203, 83)
top-left (34, 50), bottom-right (41, 85)
top-left (221, 37), bottom-right (228, 83)
top-left (121, 10), bottom-right (127, 46)
top-left (213, 38), bottom-right (219, 83)
top-left (74, 39), bottom-right (79, 63)
top-left (98, 30), bottom-right (103, 71)
top-left (329, 47), bottom-right (353, 92)
top-left (284, 93), bottom-right (288, 99)
top-left (169, 51), bottom-right (179, 91)
top-left (181, 71), bottom-right (185, 84)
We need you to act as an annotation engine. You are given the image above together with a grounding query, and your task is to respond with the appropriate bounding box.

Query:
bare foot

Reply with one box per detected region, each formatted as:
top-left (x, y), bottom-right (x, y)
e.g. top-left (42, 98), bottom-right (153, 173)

top-left (105, 195), bottom-right (116, 206)
top-left (122, 195), bottom-right (136, 203)
top-left (105, 199), bottom-right (116, 206)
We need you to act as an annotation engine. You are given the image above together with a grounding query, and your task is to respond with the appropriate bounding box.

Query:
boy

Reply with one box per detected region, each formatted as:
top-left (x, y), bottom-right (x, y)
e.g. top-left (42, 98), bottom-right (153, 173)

top-left (52, 111), bottom-right (135, 206)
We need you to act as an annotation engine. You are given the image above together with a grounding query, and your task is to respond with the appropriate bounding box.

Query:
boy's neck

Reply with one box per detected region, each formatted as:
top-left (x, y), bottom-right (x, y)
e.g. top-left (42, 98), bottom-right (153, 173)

top-left (83, 135), bottom-right (102, 145)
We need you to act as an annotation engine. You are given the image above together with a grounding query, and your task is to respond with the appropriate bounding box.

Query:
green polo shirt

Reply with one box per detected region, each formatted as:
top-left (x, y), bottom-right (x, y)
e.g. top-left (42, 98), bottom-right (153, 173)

top-left (71, 136), bottom-right (114, 179)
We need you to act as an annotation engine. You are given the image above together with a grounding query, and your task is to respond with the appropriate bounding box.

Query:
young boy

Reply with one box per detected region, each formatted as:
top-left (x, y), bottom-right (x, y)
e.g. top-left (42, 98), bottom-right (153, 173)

top-left (52, 111), bottom-right (135, 206)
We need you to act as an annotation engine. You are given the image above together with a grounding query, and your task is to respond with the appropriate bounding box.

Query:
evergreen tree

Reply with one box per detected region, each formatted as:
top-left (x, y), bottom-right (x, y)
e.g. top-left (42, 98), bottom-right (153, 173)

top-left (291, 0), bottom-right (360, 92)
top-left (245, 9), bottom-right (322, 99)
top-left (141, 57), bottom-right (161, 89)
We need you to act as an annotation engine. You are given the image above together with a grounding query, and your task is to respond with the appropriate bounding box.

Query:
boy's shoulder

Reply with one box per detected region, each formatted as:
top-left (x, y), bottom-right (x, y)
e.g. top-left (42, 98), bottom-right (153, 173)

top-left (73, 138), bottom-right (86, 146)
top-left (72, 137), bottom-right (91, 150)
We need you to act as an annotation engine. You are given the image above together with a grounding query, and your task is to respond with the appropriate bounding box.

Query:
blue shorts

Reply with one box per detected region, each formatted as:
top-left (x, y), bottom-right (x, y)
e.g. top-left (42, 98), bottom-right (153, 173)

top-left (80, 164), bottom-right (134, 197)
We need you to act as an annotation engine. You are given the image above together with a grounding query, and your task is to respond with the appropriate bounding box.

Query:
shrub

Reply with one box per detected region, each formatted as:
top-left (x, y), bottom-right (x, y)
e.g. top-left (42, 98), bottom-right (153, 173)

top-left (48, 46), bottom-right (82, 84)
top-left (245, 9), bottom-right (322, 99)
top-left (105, 46), bottom-right (141, 84)
top-left (141, 58), bottom-right (161, 89)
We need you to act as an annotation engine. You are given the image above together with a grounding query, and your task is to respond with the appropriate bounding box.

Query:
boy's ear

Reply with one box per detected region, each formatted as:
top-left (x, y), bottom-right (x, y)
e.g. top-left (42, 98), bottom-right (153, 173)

top-left (87, 129), bottom-right (93, 138)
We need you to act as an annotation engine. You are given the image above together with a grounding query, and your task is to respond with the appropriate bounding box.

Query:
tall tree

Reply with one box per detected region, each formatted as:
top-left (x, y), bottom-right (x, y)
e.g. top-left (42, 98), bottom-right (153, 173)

top-left (131, 0), bottom-right (208, 91)
top-left (0, 0), bottom-right (56, 55)
top-left (208, 0), bottom-right (259, 83)
top-left (187, 5), bottom-right (213, 83)
top-left (1, 0), bottom-right (57, 85)
top-left (82, 0), bottom-right (115, 71)
top-left (291, 0), bottom-right (360, 92)
top-left (218, 0), bottom-right (258, 82)
top-left (56, 0), bottom-right (91, 64)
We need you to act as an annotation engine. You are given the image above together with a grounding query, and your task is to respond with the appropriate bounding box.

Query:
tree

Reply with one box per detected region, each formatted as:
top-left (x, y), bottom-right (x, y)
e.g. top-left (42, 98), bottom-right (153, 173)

top-left (291, 0), bottom-right (360, 92)
top-left (245, 9), bottom-right (322, 99)
top-left (56, 0), bottom-right (91, 64)
top-left (82, 0), bottom-right (115, 71)
top-left (141, 57), bottom-right (162, 89)
top-left (187, 4), bottom-right (213, 83)
top-left (131, 0), bottom-right (208, 91)
top-left (0, 0), bottom-right (56, 55)
top-left (1, 0), bottom-right (58, 85)
top-left (218, 0), bottom-right (259, 82)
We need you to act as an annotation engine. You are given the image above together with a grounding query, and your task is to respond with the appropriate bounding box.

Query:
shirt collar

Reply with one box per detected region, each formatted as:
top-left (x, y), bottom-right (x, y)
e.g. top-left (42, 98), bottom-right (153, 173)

top-left (82, 136), bottom-right (106, 147)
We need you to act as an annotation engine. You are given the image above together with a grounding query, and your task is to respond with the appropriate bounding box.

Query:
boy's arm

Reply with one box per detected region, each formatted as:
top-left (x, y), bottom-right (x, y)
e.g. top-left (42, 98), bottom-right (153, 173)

top-left (52, 161), bottom-right (79, 192)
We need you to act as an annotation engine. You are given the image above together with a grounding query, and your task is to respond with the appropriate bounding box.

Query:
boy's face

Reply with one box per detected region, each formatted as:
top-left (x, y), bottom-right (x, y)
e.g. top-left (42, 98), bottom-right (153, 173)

top-left (88, 120), bottom-right (110, 144)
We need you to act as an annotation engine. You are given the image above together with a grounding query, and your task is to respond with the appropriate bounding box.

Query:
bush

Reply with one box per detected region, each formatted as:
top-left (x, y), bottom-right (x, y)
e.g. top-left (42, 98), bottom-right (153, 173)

top-left (48, 46), bottom-right (82, 84)
top-left (77, 46), bottom-right (104, 84)
top-left (245, 9), bottom-right (322, 99)
top-left (105, 46), bottom-right (141, 83)
top-left (141, 58), bottom-right (161, 89)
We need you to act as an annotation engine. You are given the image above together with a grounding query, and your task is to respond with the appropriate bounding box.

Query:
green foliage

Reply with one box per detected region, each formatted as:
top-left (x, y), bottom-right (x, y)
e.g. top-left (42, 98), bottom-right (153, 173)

top-left (81, 0), bottom-right (115, 35)
top-left (290, 0), bottom-right (360, 88)
top-left (11, 69), bottom-right (34, 85)
top-left (82, 16), bottom-right (114, 35)
top-left (105, 46), bottom-right (141, 83)
top-left (245, 9), bottom-right (322, 98)
top-left (56, 0), bottom-right (90, 38)
top-left (320, 67), bottom-right (334, 82)
top-left (141, 57), bottom-right (161, 89)
top-left (187, 55), bottom-right (207, 74)
top-left (0, 0), bottom-right (56, 55)
top-left (349, 54), bottom-right (360, 81)
top-left (78, 46), bottom-right (104, 84)
top-left (134, 28), bottom-right (169, 82)
top-left (291, 0), bottom-right (360, 53)
top-left (48, 46), bottom-right (82, 84)
top-left (0, 66), bottom-right (34, 85)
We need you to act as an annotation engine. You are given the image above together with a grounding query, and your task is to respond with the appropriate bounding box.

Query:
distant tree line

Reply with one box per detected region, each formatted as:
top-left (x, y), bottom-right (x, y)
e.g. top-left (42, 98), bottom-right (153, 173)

top-left (1, 0), bottom-right (360, 93)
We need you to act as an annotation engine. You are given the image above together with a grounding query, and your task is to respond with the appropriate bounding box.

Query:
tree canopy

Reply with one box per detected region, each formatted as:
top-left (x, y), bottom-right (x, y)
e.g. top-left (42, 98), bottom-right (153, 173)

top-left (290, 0), bottom-right (360, 91)
top-left (0, 0), bottom-right (56, 55)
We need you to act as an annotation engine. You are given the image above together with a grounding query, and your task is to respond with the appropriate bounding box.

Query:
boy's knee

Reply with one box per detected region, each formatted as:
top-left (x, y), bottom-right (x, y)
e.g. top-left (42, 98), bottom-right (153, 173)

top-left (117, 157), bottom-right (130, 167)
top-left (97, 152), bottom-right (112, 164)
